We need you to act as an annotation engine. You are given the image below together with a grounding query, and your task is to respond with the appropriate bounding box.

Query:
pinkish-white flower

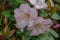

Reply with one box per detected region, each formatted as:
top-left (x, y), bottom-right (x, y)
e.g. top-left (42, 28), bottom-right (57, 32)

top-left (28, 0), bottom-right (47, 9)
top-left (28, 17), bottom-right (52, 36)
top-left (14, 4), bottom-right (38, 32)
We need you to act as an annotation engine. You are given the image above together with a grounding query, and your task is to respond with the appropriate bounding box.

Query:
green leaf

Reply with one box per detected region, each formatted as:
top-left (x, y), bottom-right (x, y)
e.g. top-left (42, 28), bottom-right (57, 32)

top-left (54, 0), bottom-right (60, 3)
top-left (31, 37), bottom-right (37, 40)
top-left (24, 27), bottom-right (31, 40)
top-left (8, 0), bottom-right (20, 8)
top-left (0, 0), bottom-right (3, 4)
top-left (36, 33), bottom-right (49, 40)
top-left (2, 10), bottom-right (10, 17)
top-left (8, 15), bottom-right (15, 21)
top-left (56, 5), bottom-right (60, 10)
top-left (51, 13), bottom-right (60, 20)
top-left (48, 29), bottom-right (59, 38)
top-left (39, 10), bottom-right (48, 18)
top-left (39, 10), bottom-right (45, 16)
top-left (49, 35), bottom-right (54, 40)
top-left (0, 30), bottom-right (3, 35)
top-left (16, 0), bottom-right (26, 3)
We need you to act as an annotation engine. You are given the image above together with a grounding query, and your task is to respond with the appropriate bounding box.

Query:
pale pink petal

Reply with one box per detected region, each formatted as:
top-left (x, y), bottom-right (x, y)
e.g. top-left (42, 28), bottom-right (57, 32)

top-left (34, 3), bottom-right (47, 9)
top-left (16, 20), bottom-right (28, 32)
top-left (29, 8), bottom-right (38, 18)
top-left (45, 19), bottom-right (52, 25)
top-left (30, 29), bottom-right (39, 36)
top-left (19, 4), bottom-right (31, 13)
top-left (14, 8), bottom-right (25, 19)
top-left (28, 0), bottom-right (37, 5)
top-left (42, 19), bottom-right (53, 28)
top-left (16, 24), bottom-right (24, 32)
top-left (28, 19), bottom-right (34, 30)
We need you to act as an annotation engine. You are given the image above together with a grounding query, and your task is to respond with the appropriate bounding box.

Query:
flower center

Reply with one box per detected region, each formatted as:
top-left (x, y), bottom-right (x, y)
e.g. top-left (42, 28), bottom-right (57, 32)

top-left (24, 13), bottom-right (30, 20)
top-left (35, 23), bottom-right (41, 29)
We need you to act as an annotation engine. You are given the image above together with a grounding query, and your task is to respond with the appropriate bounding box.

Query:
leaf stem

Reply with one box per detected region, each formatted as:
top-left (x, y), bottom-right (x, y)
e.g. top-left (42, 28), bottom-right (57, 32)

top-left (22, 35), bottom-right (24, 40)
top-left (0, 13), bottom-right (3, 25)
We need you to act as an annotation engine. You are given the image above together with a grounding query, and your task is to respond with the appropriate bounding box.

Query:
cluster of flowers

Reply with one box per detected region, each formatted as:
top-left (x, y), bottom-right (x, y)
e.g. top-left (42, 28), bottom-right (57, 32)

top-left (14, 0), bottom-right (54, 36)
top-left (28, 0), bottom-right (54, 9)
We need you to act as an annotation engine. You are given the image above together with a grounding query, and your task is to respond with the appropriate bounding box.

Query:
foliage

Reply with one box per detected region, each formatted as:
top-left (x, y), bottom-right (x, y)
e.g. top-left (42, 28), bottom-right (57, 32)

top-left (0, 0), bottom-right (60, 40)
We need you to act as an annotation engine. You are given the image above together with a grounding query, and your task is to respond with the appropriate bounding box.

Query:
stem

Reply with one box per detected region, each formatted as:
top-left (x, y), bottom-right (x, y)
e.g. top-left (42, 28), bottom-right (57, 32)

top-left (0, 14), bottom-right (3, 25)
top-left (22, 35), bottom-right (24, 40)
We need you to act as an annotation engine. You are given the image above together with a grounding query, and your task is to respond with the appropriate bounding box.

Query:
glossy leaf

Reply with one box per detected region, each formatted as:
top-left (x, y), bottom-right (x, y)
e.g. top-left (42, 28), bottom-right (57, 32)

top-left (39, 10), bottom-right (48, 18)
top-left (51, 13), bottom-right (60, 20)
top-left (2, 10), bottom-right (10, 17)
top-left (48, 29), bottom-right (59, 38)
top-left (49, 35), bottom-right (54, 40)
top-left (37, 33), bottom-right (49, 40)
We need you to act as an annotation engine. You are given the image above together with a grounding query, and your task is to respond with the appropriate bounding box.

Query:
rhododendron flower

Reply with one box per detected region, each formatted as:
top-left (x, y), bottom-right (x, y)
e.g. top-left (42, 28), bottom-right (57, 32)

top-left (28, 17), bottom-right (52, 36)
top-left (14, 4), bottom-right (38, 32)
top-left (28, 0), bottom-right (47, 9)
top-left (54, 24), bottom-right (60, 28)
